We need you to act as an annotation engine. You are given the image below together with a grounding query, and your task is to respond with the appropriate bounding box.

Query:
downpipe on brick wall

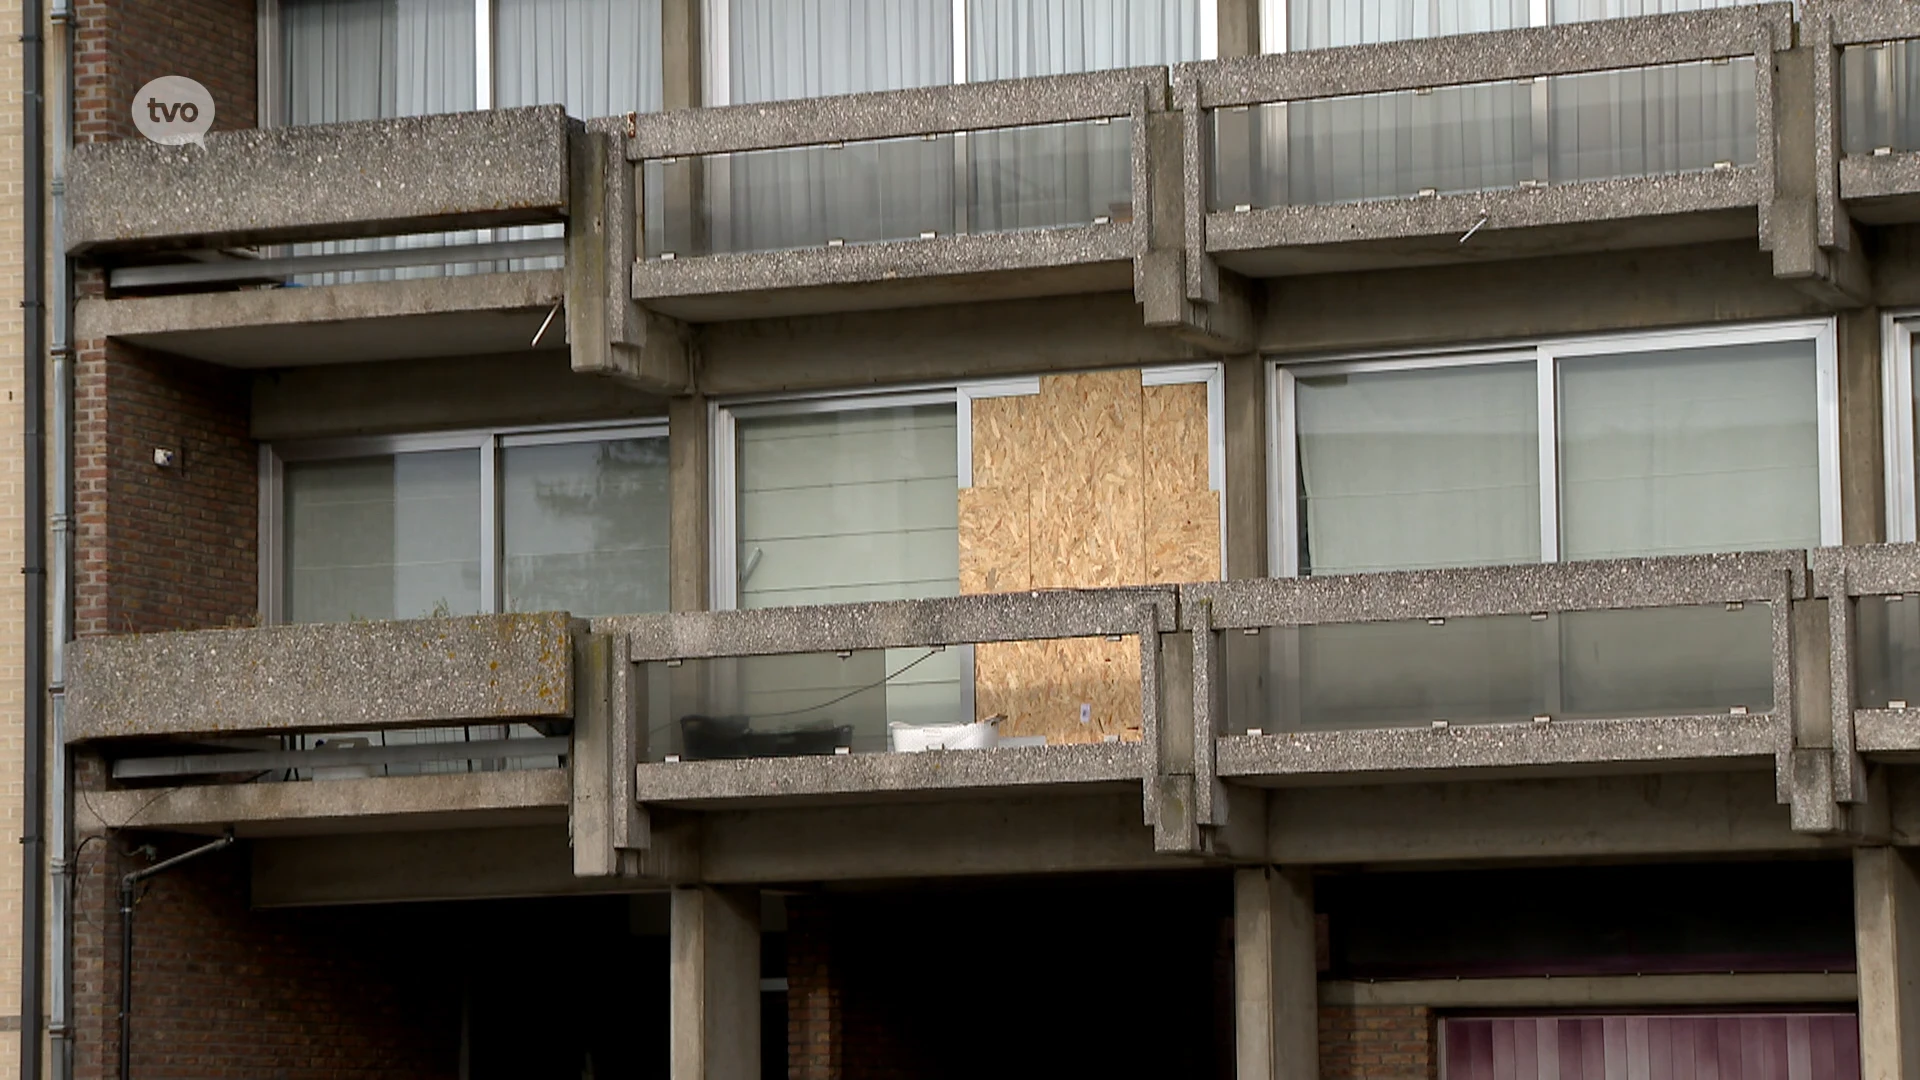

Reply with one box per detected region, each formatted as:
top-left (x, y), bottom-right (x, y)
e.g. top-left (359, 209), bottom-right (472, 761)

top-left (46, 3), bottom-right (76, 1079)
top-left (21, 0), bottom-right (50, 1075)
top-left (118, 835), bottom-right (234, 1080)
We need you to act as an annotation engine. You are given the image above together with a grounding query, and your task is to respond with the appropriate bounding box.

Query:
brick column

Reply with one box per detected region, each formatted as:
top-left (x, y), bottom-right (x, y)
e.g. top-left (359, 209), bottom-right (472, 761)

top-left (787, 896), bottom-right (842, 1080)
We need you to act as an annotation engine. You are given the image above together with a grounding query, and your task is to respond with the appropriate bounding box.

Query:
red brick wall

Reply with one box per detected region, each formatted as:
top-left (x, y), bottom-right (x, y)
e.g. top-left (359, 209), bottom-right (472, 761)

top-left (74, 338), bottom-right (257, 636)
top-left (75, 0), bottom-right (256, 144)
top-left (73, 836), bottom-right (460, 1080)
top-left (1321, 1004), bottom-right (1440, 1080)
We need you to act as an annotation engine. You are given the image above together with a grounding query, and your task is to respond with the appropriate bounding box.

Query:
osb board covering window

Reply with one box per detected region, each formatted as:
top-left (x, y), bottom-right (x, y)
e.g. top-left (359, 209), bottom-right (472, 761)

top-left (960, 369), bottom-right (1220, 744)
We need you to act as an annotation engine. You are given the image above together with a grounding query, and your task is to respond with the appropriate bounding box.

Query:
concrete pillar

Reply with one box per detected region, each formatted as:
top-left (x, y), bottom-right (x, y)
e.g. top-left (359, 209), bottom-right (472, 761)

top-left (1839, 306), bottom-right (1885, 545)
top-left (671, 885), bottom-right (761, 1080)
top-left (1224, 355), bottom-right (1269, 581)
top-left (1235, 866), bottom-right (1318, 1080)
top-left (669, 394), bottom-right (711, 612)
top-left (1856, 847), bottom-right (1920, 1080)
top-left (1217, 0), bottom-right (1263, 58)
top-left (661, 0), bottom-right (704, 110)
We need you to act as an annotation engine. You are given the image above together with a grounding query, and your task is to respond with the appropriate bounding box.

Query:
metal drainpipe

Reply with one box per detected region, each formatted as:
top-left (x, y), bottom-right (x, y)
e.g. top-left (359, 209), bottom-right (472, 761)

top-left (117, 836), bottom-right (234, 1080)
top-left (47, 1), bottom-right (76, 1078)
top-left (20, 0), bottom-right (49, 1077)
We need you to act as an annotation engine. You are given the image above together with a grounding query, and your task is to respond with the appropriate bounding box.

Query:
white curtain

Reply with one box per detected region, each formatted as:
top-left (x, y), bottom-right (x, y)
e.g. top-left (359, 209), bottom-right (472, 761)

top-left (501, 437), bottom-right (671, 618)
top-left (1842, 40), bottom-right (1920, 156)
top-left (1549, 58), bottom-right (1755, 182)
top-left (967, 1), bottom-right (1201, 232)
top-left (727, 405), bottom-right (964, 750)
top-left (283, 0), bottom-right (478, 281)
top-left (1558, 339), bottom-right (1821, 561)
top-left (1281, 0), bottom-right (1528, 50)
top-left (1552, 0), bottom-right (1764, 23)
top-left (712, 0), bottom-right (953, 253)
top-left (1295, 363), bottom-right (1540, 574)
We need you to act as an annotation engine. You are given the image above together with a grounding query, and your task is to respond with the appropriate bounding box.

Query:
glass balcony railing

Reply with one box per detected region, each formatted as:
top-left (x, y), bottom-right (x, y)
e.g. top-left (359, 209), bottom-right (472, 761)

top-left (1219, 602), bottom-right (1774, 735)
top-left (642, 117), bottom-right (1134, 259)
top-left (1209, 58), bottom-right (1756, 210)
top-left (1842, 40), bottom-right (1920, 157)
top-left (1854, 594), bottom-right (1920, 709)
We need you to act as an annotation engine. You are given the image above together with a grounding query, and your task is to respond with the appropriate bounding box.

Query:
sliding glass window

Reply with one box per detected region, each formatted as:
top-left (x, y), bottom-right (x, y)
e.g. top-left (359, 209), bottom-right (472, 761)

top-left (1248, 322), bottom-right (1833, 736)
top-left (268, 424), bottom-right (670, 623)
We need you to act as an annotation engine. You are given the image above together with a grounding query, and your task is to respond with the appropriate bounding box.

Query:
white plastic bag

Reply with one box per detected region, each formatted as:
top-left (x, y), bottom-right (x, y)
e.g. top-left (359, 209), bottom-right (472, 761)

top-left (888, 719), bottom-right (999, 752)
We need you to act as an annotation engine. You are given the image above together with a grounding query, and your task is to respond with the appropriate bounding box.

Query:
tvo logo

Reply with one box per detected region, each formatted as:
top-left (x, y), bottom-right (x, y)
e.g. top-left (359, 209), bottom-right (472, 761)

top-left (133, 76), bottom-right (215, 146)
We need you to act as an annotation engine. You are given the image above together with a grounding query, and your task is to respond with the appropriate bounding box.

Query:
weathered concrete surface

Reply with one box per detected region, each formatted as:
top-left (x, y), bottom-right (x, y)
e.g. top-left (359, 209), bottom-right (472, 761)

top-left (634, 744), bottom-right (1144, 807)
top-left (1842, 154), bottom-right (1920, 225)
top-left (251, 825), bottom-right (653, 906)
top-left (76, 270), bottom-right (566, 367)
top-left (1856, 846), bottom-right (1920, 1080)
top-left (252, 350), bottom-right (665, 441)
top-left (671, 885), bottom-right (760, 1080)
top-left (68, 106), bottom-right (576, 253)
top-left (1235, 867), bottom-right (1319, 1080)
top-left (67, 613), bottom-right (577, 742)
top-left (78, 770), bottom-right (569, 837)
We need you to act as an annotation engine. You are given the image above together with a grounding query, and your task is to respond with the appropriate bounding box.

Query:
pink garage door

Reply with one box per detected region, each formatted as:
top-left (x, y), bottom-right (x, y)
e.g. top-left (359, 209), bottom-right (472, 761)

top-left (1442, 1013), bottom-right (1860, 1080)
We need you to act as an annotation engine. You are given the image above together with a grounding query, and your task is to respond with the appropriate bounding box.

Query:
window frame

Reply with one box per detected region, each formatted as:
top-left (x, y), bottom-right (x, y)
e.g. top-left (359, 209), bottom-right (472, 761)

top-left (710, 364), bottom-right (1228, 611)
top-left (1267, 318), bottom-right (1843, 577)
top-left (1882, 309), bottom-right (1920, 542)
top-left (259, 418), bottom-right (670, 624)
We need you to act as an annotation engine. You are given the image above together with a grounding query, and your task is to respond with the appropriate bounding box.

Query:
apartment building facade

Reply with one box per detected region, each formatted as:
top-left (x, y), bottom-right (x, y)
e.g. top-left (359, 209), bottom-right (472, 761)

top-left (27, 0), bottom-right (1920, 1077)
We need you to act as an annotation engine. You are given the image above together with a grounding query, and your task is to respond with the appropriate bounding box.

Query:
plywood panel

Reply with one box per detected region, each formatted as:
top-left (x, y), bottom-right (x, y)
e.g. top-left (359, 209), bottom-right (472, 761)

top-left (958, 486), bottom-right (1030, 595)
top-left (974, 636), bottom-right (1143, 744)
top-left (960, 368), bottom-right (1213, 744)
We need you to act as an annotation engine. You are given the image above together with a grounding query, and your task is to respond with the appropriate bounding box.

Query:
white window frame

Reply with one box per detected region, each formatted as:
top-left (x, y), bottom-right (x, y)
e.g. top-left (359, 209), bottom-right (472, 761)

top-left (1883, 309), bottom-right (1920, 543)
top-left (702, 0), bottom-right (1220, 107)
top-left (1268, 319), bottom-right (1842, 577)
top-left (259, 419), bottom-right (669, 624)
top-left (711, 363), bottom-right (1228, 611)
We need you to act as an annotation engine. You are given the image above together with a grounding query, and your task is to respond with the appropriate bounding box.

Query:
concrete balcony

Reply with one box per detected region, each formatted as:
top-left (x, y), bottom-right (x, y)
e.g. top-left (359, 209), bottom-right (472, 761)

top-left (64, 106), bottom-right (579, 366)
top-left (1178, 5), bottom-right (1792, 286)
top-left (1817, 0), bottom-right (1920, 229)
top-left (69, 546), bottom-right (1920, 897)
top-left (623, 68), bottom-right (1181, 325)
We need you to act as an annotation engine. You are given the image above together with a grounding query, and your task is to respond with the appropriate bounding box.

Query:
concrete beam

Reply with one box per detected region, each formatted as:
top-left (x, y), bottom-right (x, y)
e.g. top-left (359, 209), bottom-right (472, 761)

top-left (1235, 867), bottom-right (1319, 1080)
top-left (81, 770), bottom-right (569, 839)
top-left (1855, 846), bottom-right (1920, 1080)
top-left (671, 885), bottom-right (761, 1080)
top-left (1769, 47), bottom-right (1871, 307)
top-left (633, 745), bottom-right (1143, 807)
top-left (77, 270), bottom-right (567, 368)
top-left (68, 106), bottom-right (576, 253)
top-left (67, 613), bottom-right (578, 743)
top-left (1322, 973), bottom-right (1857, 1009)
top-left (250, 825), bottom-right (650, 907)
top-left (667, 394), bottom-right (710, 612)
top-left (573, 633), bottom-right (649, 877)
top-left (566, 127), bottom-right (690, 394)
top-left (251, 350), bottom-right (665, 442)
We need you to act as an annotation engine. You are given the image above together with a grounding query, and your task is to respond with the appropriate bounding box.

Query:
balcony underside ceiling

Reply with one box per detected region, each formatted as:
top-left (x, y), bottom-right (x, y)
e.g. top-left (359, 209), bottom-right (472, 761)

top-left (74, 269), bottom-right (566, 367)
top-left (636, 257), bottom-right (1135, 323)
top-left (1212, 205), bottom-right (1759, 278)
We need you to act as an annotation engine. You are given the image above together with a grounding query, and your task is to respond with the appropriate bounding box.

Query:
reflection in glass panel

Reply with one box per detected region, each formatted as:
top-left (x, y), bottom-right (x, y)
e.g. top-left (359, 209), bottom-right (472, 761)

top-left (1548, 59), bottom-right (1756, 183)
top-left (1551, 0), bottom-right (1766, 27)
top-left (1843, 40), bottom-right (1920, 156)
top-left (1220, 603), bottom-right (1773, 734)
top-left (502, 437), bottom-right (670, 617)
top-left (1855, 595), bottom-right (1920, 710)
top-left (1282, 0), bottom-right (1528, 50)
top-left (285, 450), bottom-right (483, 623)
top-left (644, 649), bottom-right (972, 760)
top-left (643, 119), bottom-right (1131, 259)
top-left (1558, 339), bottom-right (1820, 561)
top-left (1295, 362), bottom-right (1540, 574)
top-left (733, 405), bottom-right (962, 733)
top-left (1211, 83), bottom-right (1536, 209)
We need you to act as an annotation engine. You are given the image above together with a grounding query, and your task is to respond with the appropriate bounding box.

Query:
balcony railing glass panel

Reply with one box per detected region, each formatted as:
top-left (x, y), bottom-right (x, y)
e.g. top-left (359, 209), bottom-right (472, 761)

top-left (1842, 40), bottom-right (1920, 156)
top-left (642, 117), bottom-right (1132, 259)
top-left (1854, 595), bottom-right (1920, 709)
top-left (1209, 59), bottom-right (1753, 210)
top-left (1220, 602), bottom-right (1773, 733)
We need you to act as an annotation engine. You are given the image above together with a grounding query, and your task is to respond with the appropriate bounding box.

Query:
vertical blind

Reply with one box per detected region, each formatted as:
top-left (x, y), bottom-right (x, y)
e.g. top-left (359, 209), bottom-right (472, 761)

top-left (1442, 1014), bottom-right (1860, 1080)
top-left (1842, 39), bottom-right (1920, 156)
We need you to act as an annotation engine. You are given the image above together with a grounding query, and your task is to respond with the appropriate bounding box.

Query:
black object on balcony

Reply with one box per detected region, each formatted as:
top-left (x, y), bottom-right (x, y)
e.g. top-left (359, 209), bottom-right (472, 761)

top-left (678, 714), bottom-right (853, 761)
